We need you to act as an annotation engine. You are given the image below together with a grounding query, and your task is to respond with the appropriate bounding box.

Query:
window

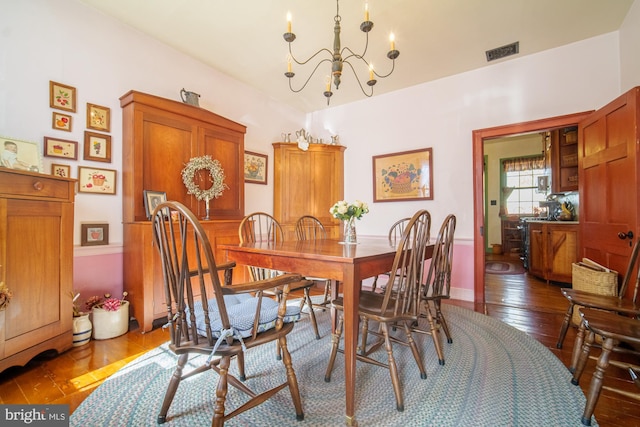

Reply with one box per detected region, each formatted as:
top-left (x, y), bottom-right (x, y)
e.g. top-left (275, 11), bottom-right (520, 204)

top-left (502, 156), bottom-right (547, 215)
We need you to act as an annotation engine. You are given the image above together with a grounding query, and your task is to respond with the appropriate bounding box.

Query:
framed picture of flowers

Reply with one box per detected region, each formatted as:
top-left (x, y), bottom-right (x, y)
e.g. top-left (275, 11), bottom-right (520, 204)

top-left (49, 81), bottom-right (77, 112)
top-left (244, 151), bottom-right (268, 184)
top-left (372, 148), bottom-right (433, 202)
top-left (86, 103), bottom-right (110, 132)
top-left (83, 131), bottom-right (111, 163)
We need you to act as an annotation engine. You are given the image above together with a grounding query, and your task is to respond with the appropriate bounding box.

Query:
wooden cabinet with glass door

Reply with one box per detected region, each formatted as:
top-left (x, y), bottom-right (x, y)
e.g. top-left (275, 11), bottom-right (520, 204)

top-left (273, 143), bottom-right (345, 240)
top-left (551, 127), bottom-right (578, 192)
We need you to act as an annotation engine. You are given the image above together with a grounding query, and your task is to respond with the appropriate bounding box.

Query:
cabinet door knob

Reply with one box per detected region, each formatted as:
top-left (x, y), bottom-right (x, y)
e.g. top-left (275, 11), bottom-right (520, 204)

top-left (33, 181), bottom-right (44, 191)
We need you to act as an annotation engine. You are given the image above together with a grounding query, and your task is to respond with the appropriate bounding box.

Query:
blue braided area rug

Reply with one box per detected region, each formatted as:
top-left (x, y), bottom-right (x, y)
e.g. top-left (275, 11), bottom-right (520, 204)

top-left (70, 303), bottom-right (595, 426)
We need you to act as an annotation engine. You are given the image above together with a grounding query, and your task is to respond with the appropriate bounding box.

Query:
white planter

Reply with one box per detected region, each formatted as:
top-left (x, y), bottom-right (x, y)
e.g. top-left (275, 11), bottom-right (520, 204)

top-left (72, 313), bottom-right (92, 347)
top-left (91, 301), bottom-right (130, 340)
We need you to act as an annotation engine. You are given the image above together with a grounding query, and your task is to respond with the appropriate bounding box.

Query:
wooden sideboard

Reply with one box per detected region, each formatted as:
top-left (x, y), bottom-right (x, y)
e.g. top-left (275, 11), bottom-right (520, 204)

top-left (0, 169), bottom-right (75, 372)
top-left (120, 90), bottom-right (246, 331)
top-left (273, 142), bottom-right (345, 239)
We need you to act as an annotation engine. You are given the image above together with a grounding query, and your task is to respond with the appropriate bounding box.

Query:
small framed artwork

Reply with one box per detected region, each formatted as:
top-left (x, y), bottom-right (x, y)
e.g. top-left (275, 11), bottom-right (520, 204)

top-left (49, 81), bottom-right (77, 112)
top-left (1, 136), bottom-right (43, 172)
top-left (78, 166), bottom-right (117, 194)
top-left (51, 163), bottom-right (71, 178)
top-left (52, 112), bottom-right (73, 132)
top-left (143, 190), bottom-right (168, 220)
top-left (83, 131), bottom-right (112, 163)
top-left (244, 151), bottom-right (268, 184)
top-left (80, 223), bottom-right (109, 246)
top-left (44, 137), bottom-right (78, 160)
top-left (86, 103), bottom-right (110, 132)
top-left (372, 148), bottom-right (434, 202)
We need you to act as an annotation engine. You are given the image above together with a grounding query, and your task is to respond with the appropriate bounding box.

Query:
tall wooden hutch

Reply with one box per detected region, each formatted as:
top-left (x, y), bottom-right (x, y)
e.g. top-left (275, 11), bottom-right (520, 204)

top-left (273, 142), bottom-right (345, 239)
top-left (0, 169), bottom-right (75, 372)
top-left (121, 91), bottom-right (246, 331)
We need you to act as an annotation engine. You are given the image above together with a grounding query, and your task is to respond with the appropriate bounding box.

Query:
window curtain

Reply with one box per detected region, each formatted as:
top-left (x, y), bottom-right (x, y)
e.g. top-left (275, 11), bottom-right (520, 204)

top-left (500, 155), bottom-right (544, 215)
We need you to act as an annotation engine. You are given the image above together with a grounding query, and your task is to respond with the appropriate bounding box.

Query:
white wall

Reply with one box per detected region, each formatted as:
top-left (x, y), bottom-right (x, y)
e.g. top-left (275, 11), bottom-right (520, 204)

top-left (0, 0), bottom-right (306, 246)
top-left (309, 32), bottom-right (624, 242)
top-left (620, 0), bottom-right (640, 92)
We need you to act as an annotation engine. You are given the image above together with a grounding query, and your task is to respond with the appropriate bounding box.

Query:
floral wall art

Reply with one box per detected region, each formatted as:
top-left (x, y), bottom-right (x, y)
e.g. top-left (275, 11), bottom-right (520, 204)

top-left (372, 148), bottom-right (433, 202)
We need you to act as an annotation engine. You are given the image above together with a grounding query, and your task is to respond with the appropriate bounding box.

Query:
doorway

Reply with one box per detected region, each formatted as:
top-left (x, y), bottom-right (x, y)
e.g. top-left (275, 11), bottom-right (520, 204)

top-left (472, 111), bottom-right (594, 305)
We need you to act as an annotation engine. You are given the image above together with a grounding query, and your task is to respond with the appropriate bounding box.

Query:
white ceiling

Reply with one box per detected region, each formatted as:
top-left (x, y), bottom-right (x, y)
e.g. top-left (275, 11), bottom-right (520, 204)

top-left (77, 0), bottom-right (634, 113)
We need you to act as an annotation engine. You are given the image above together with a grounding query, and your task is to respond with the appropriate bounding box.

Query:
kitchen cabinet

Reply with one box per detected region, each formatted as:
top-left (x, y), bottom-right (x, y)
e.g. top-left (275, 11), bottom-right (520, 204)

top-left (120, 90), bottom-right (246, 331)
top-left (551, 127), bottom-right (578, 192)
top-left (0, 169), bottom-right (75, 372)
top-left (528, 221), bottom-right (578, 283)
top-left (273, 142), bottom-right (345, 239)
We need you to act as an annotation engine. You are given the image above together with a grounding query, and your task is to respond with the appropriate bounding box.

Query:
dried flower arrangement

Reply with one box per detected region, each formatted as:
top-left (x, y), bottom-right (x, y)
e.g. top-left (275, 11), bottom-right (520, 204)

top-left (0, 281), bottom-right (12, 311)
top-left (86, 292), bottom-right (128, 312)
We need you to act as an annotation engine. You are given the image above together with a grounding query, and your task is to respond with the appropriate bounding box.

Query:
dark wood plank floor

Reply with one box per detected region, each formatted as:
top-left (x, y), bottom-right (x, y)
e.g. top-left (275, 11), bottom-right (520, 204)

top-left (1, 256), bottom-right (638, 426)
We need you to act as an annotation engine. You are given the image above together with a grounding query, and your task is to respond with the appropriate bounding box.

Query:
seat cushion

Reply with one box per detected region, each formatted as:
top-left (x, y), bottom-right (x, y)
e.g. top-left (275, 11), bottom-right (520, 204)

top-left (189, 293), bottom-right (301, 338)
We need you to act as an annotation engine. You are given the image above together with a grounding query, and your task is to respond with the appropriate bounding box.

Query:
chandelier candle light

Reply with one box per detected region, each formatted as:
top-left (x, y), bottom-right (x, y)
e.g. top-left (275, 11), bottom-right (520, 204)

top-left (330, 200), bottom-right (370, 244)
top-left (284, 0), bottom-right (400, 105)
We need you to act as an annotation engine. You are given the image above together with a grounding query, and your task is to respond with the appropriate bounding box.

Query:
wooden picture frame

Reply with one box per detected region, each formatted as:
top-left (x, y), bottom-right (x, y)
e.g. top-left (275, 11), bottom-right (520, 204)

top-left (51, 163), bottom-right (71, 178)
top-left (372, 148), bottom-right (434, 202)
top-left (83, 131), bottom-right (112, 163)
top-left (80, 223), bottom-right (109, 246)
top-left (52, 112), bottom-right (72, 132)
top-left (244, 151), bottom-right (268, 184)
top-left (44, 137), bottom-right (78, 160)
top-left (1, 135), bottom-right (44, 173)
top-left (86, 103), bottom-right (111, 132)
top-left (78, 166), bottom-right (117, 194)
top-left (143, 190), bottom-right (168, 220)
top-left (49, 81), bottom-right (77, 112)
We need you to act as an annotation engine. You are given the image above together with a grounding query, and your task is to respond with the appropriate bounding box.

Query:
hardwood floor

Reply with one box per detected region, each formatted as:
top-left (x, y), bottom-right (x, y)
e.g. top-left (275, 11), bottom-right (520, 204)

top-left (1, 257), bottom-right (638, 426)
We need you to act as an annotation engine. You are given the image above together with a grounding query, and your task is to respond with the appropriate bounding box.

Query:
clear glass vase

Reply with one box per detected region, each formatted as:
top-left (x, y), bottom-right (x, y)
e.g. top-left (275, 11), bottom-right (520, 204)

top-left (343, 217), bottom-right (357, 244)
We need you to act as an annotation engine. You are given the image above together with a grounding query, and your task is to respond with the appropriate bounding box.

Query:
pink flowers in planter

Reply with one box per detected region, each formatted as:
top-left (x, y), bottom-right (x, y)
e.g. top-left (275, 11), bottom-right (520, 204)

top-left (85, 292), bottom-right (128, 312)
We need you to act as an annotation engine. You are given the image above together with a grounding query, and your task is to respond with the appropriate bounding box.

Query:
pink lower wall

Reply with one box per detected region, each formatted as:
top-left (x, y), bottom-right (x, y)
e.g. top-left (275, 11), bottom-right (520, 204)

top-left (73, 252), bottom-right (124, 310)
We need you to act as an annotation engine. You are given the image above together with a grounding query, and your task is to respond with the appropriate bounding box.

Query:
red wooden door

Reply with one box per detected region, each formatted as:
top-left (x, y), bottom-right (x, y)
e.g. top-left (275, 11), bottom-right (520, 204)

top-left (578, 87), bottom-right (640, 299)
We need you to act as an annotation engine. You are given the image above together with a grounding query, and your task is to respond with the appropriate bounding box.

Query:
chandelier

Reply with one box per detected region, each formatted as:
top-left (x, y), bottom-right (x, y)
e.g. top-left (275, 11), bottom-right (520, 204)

top-left (283, 0), bottom-right (400, 105)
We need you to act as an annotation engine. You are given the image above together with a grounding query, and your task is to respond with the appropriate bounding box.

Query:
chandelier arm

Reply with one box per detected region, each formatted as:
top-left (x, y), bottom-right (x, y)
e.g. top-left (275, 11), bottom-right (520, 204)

top-left (372, 59), bottom-right (396, 79)
top-left (288, 45), bottom-right (334, 66)
top-left (340, 30), bottom-right (369, 62)
top-left (342, 60), bottom-right (373, 97)
top-left (287, 58), bottom-right (333, 93)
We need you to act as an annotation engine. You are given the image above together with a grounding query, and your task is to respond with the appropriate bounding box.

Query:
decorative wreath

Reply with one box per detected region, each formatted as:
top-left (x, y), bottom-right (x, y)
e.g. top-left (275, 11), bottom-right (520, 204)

top-left (181, 155), bottom-right (228, 201)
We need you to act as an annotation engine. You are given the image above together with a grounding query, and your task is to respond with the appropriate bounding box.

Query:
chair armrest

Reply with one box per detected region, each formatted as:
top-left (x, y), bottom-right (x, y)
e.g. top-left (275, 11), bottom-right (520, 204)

top-left (189, 261), bottom-right (236, 286)
top-left (220, 273), bottom-right (304, 295)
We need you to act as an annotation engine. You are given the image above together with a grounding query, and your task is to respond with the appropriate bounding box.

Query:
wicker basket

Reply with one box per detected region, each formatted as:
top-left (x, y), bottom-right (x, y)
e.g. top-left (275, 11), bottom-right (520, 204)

top-left (570, 262), bottom-right (618, 326)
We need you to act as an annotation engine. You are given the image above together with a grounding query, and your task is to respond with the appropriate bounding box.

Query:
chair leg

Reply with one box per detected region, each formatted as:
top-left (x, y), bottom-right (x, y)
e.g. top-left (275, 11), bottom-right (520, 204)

top-left (236, 351), bottom-right (246, 382)
top-left (279, 336), bottom-right (305, 421)
top-left (402, 321), bottom-right (427, 379)
top-left (569, 320), bottom-right (587, 373)
top-left (359, 317), bottom-right (370, 355)
top-left (572, 330), bottom-right (595, 386)
top-left (556, 303), bottom-right (575, 349)
top-left (380, 322), bottom-right (404, 412)
top-left (325, 315), bottom-right (344, 382)
top-left (434, 300), bottom-right (452, 344)
top-left (158, 353), bottom-right (189, 424)
top-left (304, 287), bottom-right (321, 339)
top-left (424, 303), bottom-right (445, 365)
top-left (581, 337), bottom-right (616, 426)
top-left (212, 355), bottom-right (231, 427)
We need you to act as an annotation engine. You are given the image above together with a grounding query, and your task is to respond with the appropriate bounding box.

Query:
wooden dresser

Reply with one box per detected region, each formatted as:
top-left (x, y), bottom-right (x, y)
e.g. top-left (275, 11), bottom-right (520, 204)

top-left (120, 91), bottom-right (246, 331)
top-left (273, 142), bottom-right (345, 239)
top-left (0, 169), bottom-right (76, 372)
top-left (528, 221), bottom-right (578, 283)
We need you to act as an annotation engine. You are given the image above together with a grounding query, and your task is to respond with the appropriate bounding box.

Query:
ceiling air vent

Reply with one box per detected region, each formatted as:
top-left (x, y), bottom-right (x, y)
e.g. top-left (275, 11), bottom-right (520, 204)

top-left (485, 42), bottom-right (519, 62)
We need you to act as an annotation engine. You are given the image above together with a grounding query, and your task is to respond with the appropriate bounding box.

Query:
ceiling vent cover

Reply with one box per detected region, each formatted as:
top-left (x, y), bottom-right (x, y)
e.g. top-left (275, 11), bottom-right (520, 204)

top-left (486, 42), bottom-right (519, 62)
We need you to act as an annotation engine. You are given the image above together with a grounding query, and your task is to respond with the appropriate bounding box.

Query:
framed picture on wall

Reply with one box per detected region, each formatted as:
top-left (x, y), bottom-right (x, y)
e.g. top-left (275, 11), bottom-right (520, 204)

top-left (52, 112), bottom-right (73, 132)
top-left (51, 163), bottom-right (71, 178)
top-left (86, 103), bottom-right (111, 132)
top-left (83, 131), bottom-right (112, 163)
top-left (244, 151), bottom-right (268, 184)
top-left (372, 148), bottom-right (433, 202)
top-left (80, 223), bottom-right (109, 246)
top-left (44, 137), bottom-right (78, 160)
top-left (1, 135), bottom-right (43, 173)
top-left (49, 81), bottom-right (77, 112)
top-left (78, 166), bottom-right (117, 194)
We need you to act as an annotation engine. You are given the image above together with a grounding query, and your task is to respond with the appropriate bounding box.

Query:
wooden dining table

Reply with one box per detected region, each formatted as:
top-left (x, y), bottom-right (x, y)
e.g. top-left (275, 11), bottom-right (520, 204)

top-left (220, 237), bottom-right (433, 426)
